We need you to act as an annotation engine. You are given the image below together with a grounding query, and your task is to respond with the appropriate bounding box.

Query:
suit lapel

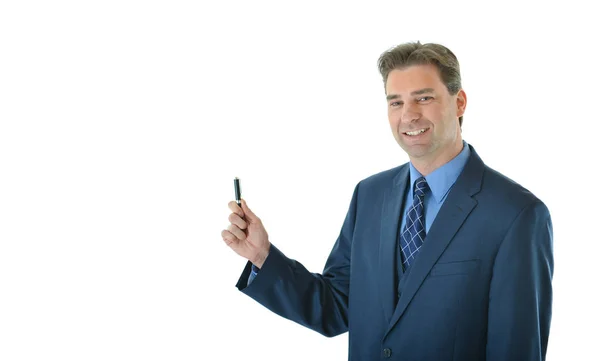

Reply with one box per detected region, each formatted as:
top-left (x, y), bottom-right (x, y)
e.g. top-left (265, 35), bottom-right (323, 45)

top-left (379, 165), bottom-right (409, 323)
top-left (383, 145), bottom-right (485, 336)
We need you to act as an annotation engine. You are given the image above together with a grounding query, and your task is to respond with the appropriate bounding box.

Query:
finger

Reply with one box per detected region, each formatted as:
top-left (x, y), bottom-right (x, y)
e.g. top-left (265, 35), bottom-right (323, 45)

top-left (227, 224), bottom-right (246, 241)
top-left (240, 199), bottom-right (259, 222)
top-left (228, 201), bottom-right (243, 217)
top-left (221, 229), bottom-right (239, 247)
top-left (229, 212), bottom-right (248, 230)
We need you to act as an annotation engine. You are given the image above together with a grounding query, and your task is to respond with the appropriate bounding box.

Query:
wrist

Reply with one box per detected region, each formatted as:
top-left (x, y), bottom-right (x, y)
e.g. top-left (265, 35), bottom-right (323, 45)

top-left (252, 243), bottom-right (271, 269)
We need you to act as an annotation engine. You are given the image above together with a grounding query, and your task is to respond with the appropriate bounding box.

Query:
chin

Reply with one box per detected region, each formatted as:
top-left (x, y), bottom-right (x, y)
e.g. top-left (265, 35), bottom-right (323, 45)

top-left (402, 144), bottom-right (431, 158)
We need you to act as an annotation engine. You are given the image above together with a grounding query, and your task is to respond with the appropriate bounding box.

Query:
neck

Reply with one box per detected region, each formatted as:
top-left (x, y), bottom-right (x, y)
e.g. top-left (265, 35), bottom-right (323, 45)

top-left (411, 138), bottom-right (464, 176)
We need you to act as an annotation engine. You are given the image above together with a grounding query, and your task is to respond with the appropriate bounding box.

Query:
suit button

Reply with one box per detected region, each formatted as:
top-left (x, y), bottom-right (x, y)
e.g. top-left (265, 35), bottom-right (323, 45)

top-left (383, 348), bottom-right (392, 358)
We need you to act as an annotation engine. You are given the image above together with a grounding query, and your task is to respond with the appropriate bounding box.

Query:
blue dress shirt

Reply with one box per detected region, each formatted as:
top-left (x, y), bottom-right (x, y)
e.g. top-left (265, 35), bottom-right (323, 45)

top-left (248, 264), bottom-right (259, 284)
top-left (400, 141), bottom-right (471, 234)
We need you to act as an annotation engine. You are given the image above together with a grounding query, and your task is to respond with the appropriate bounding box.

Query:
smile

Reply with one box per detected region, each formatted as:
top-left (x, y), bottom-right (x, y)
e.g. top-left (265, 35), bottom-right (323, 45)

top-left (404, 128), bottom-right (429, 136)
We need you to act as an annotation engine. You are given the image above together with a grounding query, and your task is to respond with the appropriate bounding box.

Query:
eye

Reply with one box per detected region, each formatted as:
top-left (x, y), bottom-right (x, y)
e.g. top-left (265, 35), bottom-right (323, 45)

top-left (390, 101), bottom-right (403, 107)
top-left (418, 96), bottom-right (433, 102)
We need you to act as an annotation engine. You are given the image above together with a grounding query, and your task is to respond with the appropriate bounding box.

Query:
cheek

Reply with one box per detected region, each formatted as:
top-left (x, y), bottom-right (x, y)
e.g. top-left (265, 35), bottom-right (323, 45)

top-left (426, 103), bottom-right (443, 116)
top-left (387, 117), bottom-right (401, 137)
top-left (388, 107), bottom-right (403, 122)
top-left (387, 111), bottom-right (397, 126)
top-left (426, 105), bottom-right (448, 127)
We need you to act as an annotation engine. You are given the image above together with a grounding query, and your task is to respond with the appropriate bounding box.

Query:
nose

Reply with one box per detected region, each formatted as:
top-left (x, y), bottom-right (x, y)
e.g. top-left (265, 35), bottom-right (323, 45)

top-left (401, 103), bottom-right (421, 124)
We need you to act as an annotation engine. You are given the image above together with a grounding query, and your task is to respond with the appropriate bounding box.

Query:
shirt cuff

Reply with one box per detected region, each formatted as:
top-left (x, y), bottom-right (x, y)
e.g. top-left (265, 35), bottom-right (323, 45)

top-left (247, 264), bottom-right (260, 286)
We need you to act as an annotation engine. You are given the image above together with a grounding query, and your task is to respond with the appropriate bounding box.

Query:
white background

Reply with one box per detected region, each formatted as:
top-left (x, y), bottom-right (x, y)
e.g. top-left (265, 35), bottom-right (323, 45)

top-left (1, 1), bottom-right (598, 360)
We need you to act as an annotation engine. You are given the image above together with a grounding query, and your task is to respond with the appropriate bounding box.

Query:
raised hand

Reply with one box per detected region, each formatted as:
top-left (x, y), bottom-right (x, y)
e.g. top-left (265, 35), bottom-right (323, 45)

top-left (222, 199), bottom-right (270, 268)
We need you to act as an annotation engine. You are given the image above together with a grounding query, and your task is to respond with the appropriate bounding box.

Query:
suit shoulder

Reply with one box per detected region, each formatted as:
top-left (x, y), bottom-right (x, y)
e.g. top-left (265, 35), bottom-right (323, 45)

top-left (358, 163), bottom-right (409, 188)
top-left (481, 165), bottom-right (549, 215)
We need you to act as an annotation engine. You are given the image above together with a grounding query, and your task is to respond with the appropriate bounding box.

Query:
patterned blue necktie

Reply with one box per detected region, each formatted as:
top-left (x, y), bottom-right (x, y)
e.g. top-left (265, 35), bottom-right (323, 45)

top-left (400, 177), bottom-right (429, 270)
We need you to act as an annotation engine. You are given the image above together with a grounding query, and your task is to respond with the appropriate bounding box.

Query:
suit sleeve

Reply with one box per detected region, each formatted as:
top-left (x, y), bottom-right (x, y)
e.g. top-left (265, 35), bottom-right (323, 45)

top-left (486, 201), bottom-right (554, 360)
top-left (235, 183), bottom-right (359, 337)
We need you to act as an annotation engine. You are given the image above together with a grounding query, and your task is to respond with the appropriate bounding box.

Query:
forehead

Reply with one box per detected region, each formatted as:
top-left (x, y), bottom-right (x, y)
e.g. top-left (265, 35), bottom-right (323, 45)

top-left (385, 64), bottom-right (446, 95)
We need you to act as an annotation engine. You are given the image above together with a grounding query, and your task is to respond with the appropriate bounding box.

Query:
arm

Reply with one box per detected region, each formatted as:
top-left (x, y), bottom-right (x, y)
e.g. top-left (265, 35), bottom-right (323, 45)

top-left (235, 183), bottom-right (359, 337)
top-left (486, 201), bottom-right (554, 360)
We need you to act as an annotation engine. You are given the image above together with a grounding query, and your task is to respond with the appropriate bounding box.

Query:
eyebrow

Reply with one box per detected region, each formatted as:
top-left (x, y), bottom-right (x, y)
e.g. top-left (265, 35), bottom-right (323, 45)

top-left (386, 88), bottom-right (435, 101)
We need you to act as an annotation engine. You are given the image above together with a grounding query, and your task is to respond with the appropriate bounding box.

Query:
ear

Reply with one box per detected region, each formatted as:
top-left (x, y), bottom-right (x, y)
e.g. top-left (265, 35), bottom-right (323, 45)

top-left (456, 89), bottom-right (467, 117)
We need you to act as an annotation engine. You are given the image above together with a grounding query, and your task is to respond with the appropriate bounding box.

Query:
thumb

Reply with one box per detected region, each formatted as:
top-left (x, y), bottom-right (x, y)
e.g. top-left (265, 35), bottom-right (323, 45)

top-left (240, 199), bottom-right (259, 222)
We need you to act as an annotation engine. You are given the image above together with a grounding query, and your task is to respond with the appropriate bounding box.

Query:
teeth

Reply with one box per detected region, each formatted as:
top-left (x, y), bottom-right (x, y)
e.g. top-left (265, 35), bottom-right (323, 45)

top-left (406, 128), bottom-right (427, 136)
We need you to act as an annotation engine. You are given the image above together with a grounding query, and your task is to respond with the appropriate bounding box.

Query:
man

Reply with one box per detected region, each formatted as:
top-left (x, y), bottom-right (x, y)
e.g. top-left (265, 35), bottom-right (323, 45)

top-left (221, 41), bottom-right (553, 360)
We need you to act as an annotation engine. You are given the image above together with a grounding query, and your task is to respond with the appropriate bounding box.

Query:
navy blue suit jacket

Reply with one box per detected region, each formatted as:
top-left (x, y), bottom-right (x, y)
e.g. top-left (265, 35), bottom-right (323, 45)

top-left (236, 145), bottom-right (553, 361)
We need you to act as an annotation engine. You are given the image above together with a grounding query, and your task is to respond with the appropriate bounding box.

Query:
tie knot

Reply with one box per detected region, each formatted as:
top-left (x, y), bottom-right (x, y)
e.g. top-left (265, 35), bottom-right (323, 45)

top-left (414, 177), bottom-right (429, 197)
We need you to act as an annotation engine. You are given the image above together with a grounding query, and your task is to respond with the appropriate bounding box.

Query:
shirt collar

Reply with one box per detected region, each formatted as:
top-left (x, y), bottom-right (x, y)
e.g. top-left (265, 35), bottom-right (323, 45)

top-left (408, 141), bottom-right (471, 203)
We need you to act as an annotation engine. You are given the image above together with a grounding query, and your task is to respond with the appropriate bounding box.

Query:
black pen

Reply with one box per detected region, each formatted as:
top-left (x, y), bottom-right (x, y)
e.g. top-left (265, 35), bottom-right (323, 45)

top-left (234, 177), bottom-right (242, 208)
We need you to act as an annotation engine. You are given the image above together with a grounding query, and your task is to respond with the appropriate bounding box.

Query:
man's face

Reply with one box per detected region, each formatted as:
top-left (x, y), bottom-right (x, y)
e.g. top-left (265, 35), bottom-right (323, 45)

top-left (386, 64), bottom-right (466, 165)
